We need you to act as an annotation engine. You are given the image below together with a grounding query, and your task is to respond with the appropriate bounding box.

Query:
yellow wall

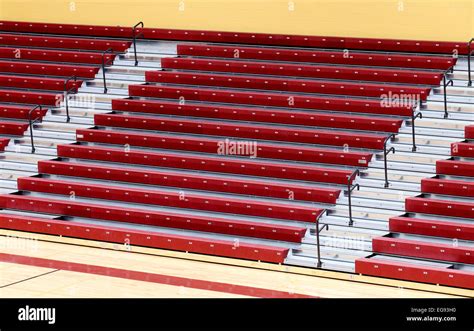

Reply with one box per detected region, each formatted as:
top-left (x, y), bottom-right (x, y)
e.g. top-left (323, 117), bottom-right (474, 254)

top-left (0, 0), bottom-right (473, 42)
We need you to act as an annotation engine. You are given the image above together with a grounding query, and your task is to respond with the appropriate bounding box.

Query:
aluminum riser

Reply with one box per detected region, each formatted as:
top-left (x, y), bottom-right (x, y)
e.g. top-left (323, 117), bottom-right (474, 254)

top-left (0, 169), bottom-right (36, 180)
top-left (0, 178), bottom-right (19, 189)
top-left (78, 86), bottom-right (130, 96)
top-left (9, 136), bottom-right (72, 149)
top-left (425, 101), bottom-right (474, 113)
top-left (322, 214), bottom-right (389, 231)
top-left (434, 86), bottom-right (474, 97)
top-left (398, 126), bottom-right (465, 139)
top-left (285, 254), bottom-right (355, 273)
top-left (298, 243), bottom-right (372, 260)
top-left (419, 110), bottom-right (474, 121)
top-left (129, 41), bottom-right (178, 55)
top-left (0, 160), bottom-right (38, 172)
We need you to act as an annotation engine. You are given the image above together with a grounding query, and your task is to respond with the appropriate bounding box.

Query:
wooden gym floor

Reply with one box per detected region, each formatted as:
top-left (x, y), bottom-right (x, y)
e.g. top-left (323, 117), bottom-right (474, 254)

top-left (0, 230), bottom-right (470, 298)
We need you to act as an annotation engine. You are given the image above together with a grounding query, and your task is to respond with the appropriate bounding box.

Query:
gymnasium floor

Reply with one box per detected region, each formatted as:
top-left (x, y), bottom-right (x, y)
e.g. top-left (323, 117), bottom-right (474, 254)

top-left (0, 231), bottom-right (468, 298)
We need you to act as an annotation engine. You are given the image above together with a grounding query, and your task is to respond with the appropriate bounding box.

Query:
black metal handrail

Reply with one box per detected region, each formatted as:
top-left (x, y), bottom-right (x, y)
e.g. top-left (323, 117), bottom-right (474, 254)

top-left (132, 21), bottom-right (144, 66)
top-left (28, 105), bottom-right (42, 153)
top-left (315, 211), bottom-right (329, 268)
top-left (411, 105), bottom-right (423, 152)
top-left (442, 73), bottom-right (454, 119)
top-left (468, 38), bottom-right (474, 87)
top-left (102, 48), bottom-right (114, 94)
top-left (347, 169), bottom-right (360, 227)
top-left (383, 134), bottom-right (396, 188)
top-left (64, 75), bottom-right (78, 123)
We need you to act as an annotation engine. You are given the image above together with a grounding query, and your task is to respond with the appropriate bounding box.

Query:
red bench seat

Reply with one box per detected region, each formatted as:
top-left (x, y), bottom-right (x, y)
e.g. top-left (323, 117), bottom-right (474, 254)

top-left (465, 125), bottom-right (474, 139)
top-left (436, 160), bottom-right (474, 178)
top-left (451, 142), bottom-right (474, 158)
top-left (0, 137), bottom-right (9, 151)
top-left (38, 160), bottom-right (341, 203)
top-left (56, 144), bottom-right (363, 182)
top-left (421, 178), bottom-right (474, 197)
top-left (0, 194), bottom-right (307, 242)
top-left (406, 197), bottom-right (474, 219)
top-left (372, 236), bottom-right (474, 264)
top-left (176, 44), bottom-right (456, 70)
top-left (111, 99), bottom-right (403, 133)
top-left (0, 120), bottom-right (28, 135)
top-left (94, 113), bottom-right (387, 149)
top-left (0, 213), bottom-right (289, 263)
top-left (0, 47), bottom-right (115, 64)
top-left (0, 74), bottom-right (83, 91)
top-left (0, 104), bottom-right (47, 120)
top-left (76, 128), bottom-right (367, 169)
top-left (0, 89), bottom-right (60, 106)
top-left (0, 60), bottom-right (99, 78)
top-left (389, 216), bottom-right (474, 241)
top-left (18, 177), bottom-right (323, 223)
top-left (0, 33), bottom-right (130, 52)
top-left (355, 257), bottom-right (474, 289)
top-left (128, 85), bottom-right (414, 117)
top-left (146, 70), bottom-right (431, 100)
top-left (161, 57), bottom-right (443, 85)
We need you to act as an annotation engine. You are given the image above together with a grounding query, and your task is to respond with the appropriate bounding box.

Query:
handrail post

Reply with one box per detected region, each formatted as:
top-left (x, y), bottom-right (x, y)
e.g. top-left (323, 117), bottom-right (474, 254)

top-left (102, 48), bottom-right (114, 94)
top-left (347, 169), bottom-right (360, 227)
top-left (64, 75), bottom-right (77, 123)
top-left (411, 106), bottom-right (423, 152)
top-left (468, 38), bottom-right (474, 87)
top-left (442, 69), bottom-right (454, 119)
top-left (28, 105), bottom-right (42, 154)
top-left (132, 22), bottom-right (144, 66)
top-left (315, 212), bottom-right (329, 269)
top-left (383, 134), bottom-right (396, 188)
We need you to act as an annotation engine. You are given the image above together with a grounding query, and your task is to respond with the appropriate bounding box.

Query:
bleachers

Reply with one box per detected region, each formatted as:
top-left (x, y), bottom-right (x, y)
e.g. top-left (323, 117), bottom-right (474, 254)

top-left (359, 124), bottom-right (474, 289)
top-left (0, 60), bottom-right (100, 78)
top-left (55, 144), bottom-right (356, 182)
top-left (37, 160), bottom-right (339, 203)
top-left (146, 71), bottom-right (432, 101)
top-left (16, 176), bottom-right (323, 223)
top-left (0, 21), bottom-right (473, 286)
top-left (111, 99), bottom-right (404, 132)
top-left (160, 57), bottom-right (443, 85)
top-left (0, 26), bottom-right (131, 168)
top-left (0, 214), bottom-right (288, 263)
top-left (0, 194), bottom-right (307, 242)
top-left (176, 44), bottom-right (456, 70)
top-left (0, 33), bottom-right (130, 51)
top-left (76, 128), bottom-right (364, 169)
top-left (128, 84), bottom-right (414, 116)
top-left (93, 113), bottom-right (387, 149)
top-left (1, 21), bottom-right (468, 54)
